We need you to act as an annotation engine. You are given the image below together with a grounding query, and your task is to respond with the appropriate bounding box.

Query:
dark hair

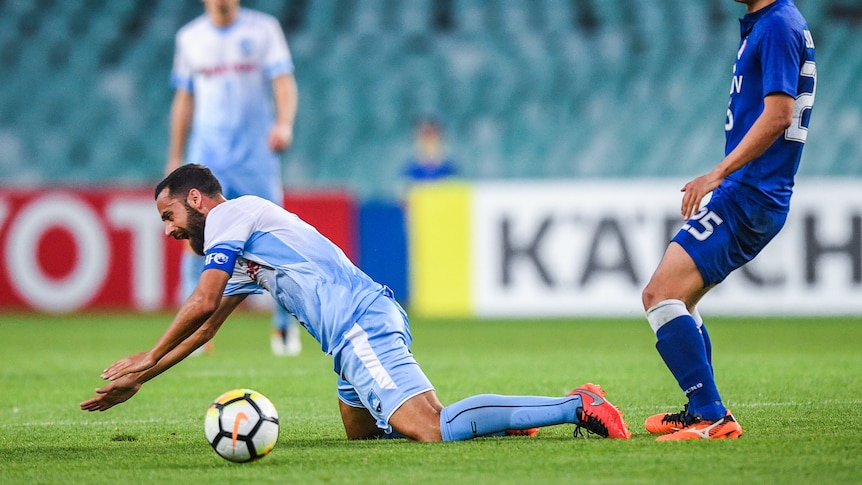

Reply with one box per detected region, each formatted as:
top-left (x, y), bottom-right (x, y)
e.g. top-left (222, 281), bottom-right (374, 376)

top-left (154, 164), bottom-right (223, 200)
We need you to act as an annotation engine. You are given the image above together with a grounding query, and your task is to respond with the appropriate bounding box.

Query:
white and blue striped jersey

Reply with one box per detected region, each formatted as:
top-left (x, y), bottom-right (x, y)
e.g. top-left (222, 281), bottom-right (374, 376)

top-left (201, 196), bottom-right (386, 355)
top-left (171, 8), bottom-right (294, 198)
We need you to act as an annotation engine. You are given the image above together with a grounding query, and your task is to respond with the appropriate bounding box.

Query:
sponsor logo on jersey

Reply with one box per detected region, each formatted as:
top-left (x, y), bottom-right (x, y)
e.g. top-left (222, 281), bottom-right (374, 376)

top-left (246, 261), bottom-right (262, 283)
top-left (198, 63), bottom-right (259, 77)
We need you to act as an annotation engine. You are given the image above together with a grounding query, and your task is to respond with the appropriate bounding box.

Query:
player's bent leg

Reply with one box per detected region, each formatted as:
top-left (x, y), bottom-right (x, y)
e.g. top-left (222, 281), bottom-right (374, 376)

top-left (647, 299), bottom-right (726, 421)
top-left (339, 400), bottom-right (387, 440)
top-left (642, 243), bottom-right (721, 424)
top-left (642, 242), bottom-right (704, 311)
top-left (388, 390), bottom-right (445, 442)
top-left (644, 245), bottom-right (727, 424)
top-left (337, 295), bottom-right (441, 441)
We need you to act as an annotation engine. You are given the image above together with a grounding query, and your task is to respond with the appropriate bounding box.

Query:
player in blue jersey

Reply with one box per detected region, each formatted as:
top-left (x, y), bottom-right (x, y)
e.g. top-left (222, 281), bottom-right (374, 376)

top-left (641, 0), bottom-right (816, 441)
top-left (166, 0), bottom-right (302, 356)
top-left (80, 164), bottom-right (631, 441)
top-left (402, 117), bottom-right (458, 183)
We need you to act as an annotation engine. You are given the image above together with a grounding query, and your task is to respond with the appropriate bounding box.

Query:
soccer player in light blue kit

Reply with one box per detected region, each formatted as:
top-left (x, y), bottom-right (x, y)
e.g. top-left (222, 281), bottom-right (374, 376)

top-left (642, 0), bottom-right (815, 440)
top-left (166, 0), bottom-right (301, 356)
top-left (80, 164), bottom-right (631, 441)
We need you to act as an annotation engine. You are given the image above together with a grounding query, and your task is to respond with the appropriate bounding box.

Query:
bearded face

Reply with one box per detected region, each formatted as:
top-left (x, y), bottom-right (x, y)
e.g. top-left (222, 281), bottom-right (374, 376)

top-left (182, 200), bottom-right (207, 256)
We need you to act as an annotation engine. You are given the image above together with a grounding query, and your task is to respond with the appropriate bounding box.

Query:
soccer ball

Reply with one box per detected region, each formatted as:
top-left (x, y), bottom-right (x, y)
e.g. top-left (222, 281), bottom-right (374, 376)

top-left (204, 388), bottom-right (279, 463)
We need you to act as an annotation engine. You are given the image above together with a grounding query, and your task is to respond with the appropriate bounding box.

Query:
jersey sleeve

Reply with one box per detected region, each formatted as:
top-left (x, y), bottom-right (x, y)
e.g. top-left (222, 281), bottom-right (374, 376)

top-left (262, 17), bottom-right (294, 79)
top-left (201, 246), bottom-right (264, 296)
top-left (758, 19), bottom-right (802, 98)
top-left (204, 203), bottom-right (256, 254)
top-left (203, 247), bottom-right (237, 274)
top-left (223, 256), bottom-right (265, 296)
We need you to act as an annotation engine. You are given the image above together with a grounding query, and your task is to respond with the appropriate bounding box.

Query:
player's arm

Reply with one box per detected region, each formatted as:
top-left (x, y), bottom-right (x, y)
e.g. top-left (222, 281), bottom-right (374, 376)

top-left (166, 88), bottom-right (194, 175)
top-left (268, 74), bottom-right (298, 152)
top-left (79, 292), bottom-right (246, 412)
top-left (100, 267), bottom-right (232, 381)
top-left (680, 93), bottom-right (794, 219)
top-left (137, 290), bottom-right (248, 383)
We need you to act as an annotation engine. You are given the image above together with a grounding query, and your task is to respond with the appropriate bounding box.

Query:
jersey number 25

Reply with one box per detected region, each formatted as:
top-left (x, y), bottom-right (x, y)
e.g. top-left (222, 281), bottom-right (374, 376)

top-left (785, 60), bottom-right (816, 143)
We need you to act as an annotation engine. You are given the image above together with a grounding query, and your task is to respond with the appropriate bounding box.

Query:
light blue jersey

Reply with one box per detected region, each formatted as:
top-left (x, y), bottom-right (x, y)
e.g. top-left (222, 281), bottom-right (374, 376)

top-left (171, 8), bottom-right (294, 202)
top-left (193, 195), bottom-right (616, 438)
top-left (202, 196), bottom-right (434, 431)
top-left (202, 196), bottom-right (385, 355)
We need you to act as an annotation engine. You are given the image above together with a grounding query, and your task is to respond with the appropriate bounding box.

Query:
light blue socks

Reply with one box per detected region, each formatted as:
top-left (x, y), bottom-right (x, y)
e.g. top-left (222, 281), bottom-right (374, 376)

top-left (439, 394), bottom-right (583, 441)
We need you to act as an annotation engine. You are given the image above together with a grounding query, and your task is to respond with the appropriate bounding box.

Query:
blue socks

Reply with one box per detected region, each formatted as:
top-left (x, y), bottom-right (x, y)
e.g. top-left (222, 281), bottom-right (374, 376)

top-left (648, 300), bottom-right (725, 421)
top-left (439, 394), bottom-right (582, 441)
top-left (691, 308), bottom-right (714, 374)
top-left (699, 323), bottom-right (714, 377)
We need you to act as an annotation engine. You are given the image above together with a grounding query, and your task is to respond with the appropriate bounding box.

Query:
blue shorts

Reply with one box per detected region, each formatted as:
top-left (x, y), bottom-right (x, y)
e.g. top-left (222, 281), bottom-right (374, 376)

top-left (672, 184), bottom-right (788, 287)
top-left (335, 295), bottom-right (435, 433)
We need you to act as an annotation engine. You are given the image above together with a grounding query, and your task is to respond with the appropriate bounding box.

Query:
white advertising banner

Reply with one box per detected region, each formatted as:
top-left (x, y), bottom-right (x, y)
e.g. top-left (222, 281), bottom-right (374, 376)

top-left (471, 179), bottom-right (862, 317)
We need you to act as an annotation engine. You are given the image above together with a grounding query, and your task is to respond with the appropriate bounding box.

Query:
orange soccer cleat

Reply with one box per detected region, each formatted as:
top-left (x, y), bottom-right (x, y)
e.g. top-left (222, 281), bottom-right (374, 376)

top-left (645, 404), bottom-right (698, 435)
top-left (568, 383), bottom-right (632, 439)
top-left (505, 428), bottom-right (539, 437)
top-left (655, 411), bottom-right (743, 441)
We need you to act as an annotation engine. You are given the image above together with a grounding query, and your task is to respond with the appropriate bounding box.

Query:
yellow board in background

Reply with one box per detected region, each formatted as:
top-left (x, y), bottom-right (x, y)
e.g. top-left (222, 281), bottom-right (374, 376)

top-left (406, 182), bottom-right (472, 317)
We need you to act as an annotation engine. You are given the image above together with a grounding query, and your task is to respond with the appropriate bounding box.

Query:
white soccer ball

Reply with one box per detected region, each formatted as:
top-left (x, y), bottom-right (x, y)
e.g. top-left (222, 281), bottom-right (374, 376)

top-left (204, 388), bottom-right (279, 463)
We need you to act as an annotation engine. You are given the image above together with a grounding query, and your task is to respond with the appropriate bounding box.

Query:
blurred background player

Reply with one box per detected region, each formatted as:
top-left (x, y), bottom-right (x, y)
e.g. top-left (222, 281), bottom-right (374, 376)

top-left (641, 0), bottom-right (816, 440)
top-left (165, 0), bottom-right (301, 356)
top-left (401, 116), bottom-right (458, 184)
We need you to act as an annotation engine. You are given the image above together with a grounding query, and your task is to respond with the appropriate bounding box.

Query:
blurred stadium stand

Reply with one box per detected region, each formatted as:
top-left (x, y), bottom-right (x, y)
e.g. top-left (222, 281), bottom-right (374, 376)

top-left (0, 0), bottom-right (859, 198)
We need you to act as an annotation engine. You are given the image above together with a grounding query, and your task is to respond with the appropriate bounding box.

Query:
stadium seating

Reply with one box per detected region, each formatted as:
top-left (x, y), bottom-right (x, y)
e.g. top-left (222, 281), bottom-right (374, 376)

top-left (0, 0), bottom-right (858, 196)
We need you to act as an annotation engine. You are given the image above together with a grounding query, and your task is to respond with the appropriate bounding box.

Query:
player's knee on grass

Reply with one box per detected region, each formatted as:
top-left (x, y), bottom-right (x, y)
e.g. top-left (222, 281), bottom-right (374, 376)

top-left (339, 400), bottom-right (384, 439)
top-left (389, 391), bottom-right (445, 442)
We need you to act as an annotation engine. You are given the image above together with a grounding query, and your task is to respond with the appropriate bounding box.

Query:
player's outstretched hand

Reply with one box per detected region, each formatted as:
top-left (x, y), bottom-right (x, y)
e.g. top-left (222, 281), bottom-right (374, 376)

top-left (80, 374), bottom-right (142, 412)
top-left (100, 352), bottom-right (156, 381)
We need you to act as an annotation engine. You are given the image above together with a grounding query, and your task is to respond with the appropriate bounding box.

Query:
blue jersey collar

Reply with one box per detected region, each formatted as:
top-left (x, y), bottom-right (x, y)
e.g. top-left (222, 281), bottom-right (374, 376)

top-left (739, 0), bottom-right (788, 37)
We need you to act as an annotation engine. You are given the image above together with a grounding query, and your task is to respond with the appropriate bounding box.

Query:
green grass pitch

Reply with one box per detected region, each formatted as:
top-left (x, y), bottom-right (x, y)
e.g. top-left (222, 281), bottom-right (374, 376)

top-left (1, 312), bottom-right (860, 484)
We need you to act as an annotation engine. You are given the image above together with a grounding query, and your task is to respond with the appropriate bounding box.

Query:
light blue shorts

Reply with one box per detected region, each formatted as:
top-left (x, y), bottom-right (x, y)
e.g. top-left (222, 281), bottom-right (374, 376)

top-left (209, 162), bottom-right (283, 203)
top-left (187, 147), bottom-right (282, 204)
top-left (335, 295), bottom-right (435, 433)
